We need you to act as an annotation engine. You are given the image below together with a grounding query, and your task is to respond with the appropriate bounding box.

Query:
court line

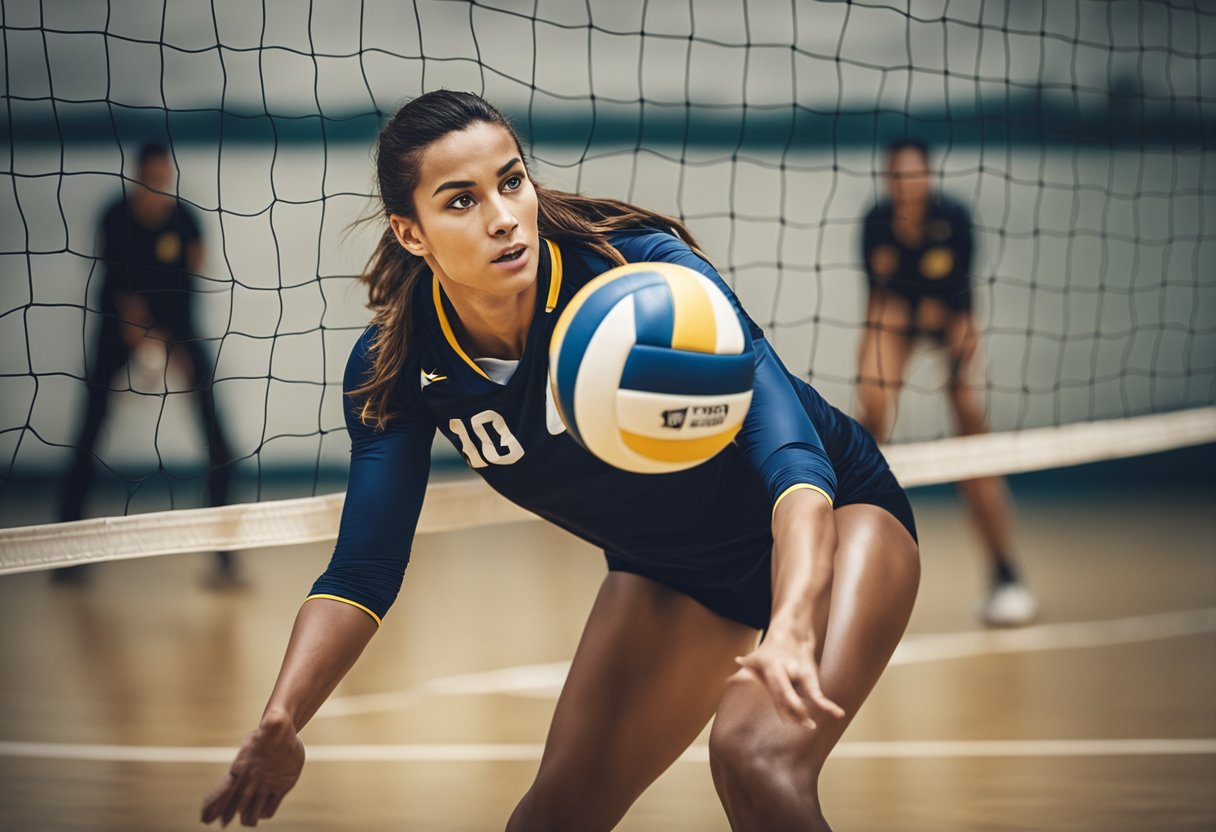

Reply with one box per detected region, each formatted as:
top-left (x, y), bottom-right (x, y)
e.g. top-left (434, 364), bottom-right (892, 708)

top-left (2, 738), bottom-right (1214, 764)
top-left (317, 606), bottom-right (1216, 717)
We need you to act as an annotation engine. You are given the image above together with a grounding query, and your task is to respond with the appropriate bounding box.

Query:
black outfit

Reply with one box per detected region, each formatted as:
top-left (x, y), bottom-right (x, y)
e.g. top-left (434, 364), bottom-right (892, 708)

top-left (60, 197), bottom-right (233, 535)
top-left (861, 195), bottom-right (974, 337)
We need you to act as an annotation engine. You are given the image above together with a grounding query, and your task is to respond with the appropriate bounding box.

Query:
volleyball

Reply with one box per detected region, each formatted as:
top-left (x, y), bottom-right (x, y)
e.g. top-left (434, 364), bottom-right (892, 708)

top-left (548, 261), bottom-right (754, 474)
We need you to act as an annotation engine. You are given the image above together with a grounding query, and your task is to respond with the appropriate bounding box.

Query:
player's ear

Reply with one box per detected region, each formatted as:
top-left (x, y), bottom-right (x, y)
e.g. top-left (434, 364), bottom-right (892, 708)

top-left (388, 214), bottom-right (428, 257)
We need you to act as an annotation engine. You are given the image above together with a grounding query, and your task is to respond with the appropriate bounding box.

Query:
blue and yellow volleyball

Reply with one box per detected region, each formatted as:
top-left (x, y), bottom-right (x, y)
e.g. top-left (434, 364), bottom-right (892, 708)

top-left (548, 261), bottom-right (754, 474)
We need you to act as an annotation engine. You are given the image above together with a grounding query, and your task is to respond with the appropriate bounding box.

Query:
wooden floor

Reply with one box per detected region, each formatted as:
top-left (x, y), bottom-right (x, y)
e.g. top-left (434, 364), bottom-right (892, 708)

top-left (0, 487), bottom-right (1213, 831)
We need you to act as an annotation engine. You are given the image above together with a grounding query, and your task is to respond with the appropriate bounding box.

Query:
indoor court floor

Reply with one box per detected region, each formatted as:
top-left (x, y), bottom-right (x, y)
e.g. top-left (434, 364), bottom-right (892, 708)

top-left (1, 485), bottom-right (1213, 831)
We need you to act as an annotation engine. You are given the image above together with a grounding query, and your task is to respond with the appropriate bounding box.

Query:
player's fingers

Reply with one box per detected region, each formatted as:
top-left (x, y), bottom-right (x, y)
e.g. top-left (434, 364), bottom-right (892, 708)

top-left (240, 789), bottom-right (270, 828)
top-left (787, 661), bottom-right (846, 720)
top-left (809, 681), bottom-right (846, 719)
top-left (262, 792), bottom-right (284, 820)
top-left (736, 655), bottom-right (808, 724)
top-left (779, 660), bottom-right (821, 724)
top-left (220, 775), bottom-right (251, 828)
top-left (200, 775), bottom-right (237, 824)
top-left (766, 660), bottom-right (814, 727)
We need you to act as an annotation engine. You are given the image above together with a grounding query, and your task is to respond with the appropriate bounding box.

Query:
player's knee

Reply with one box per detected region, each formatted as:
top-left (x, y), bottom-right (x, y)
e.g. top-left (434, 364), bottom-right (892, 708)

top-left (709, 709), bottom-right (812, 794)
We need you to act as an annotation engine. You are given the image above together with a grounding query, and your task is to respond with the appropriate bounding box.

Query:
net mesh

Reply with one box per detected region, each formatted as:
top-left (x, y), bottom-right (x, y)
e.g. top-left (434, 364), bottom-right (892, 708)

top-left (1, 0), bottom-right (1213, 565)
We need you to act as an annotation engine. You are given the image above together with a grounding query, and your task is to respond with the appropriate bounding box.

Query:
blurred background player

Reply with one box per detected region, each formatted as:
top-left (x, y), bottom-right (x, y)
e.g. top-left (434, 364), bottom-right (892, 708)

top-left (856, 139), bottom-right (1036, 626)
top-left (55, 143), bottom-right (240, 587)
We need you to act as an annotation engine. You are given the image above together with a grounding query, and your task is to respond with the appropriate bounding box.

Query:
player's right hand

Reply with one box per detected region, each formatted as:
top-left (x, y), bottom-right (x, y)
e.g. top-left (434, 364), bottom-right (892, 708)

top-left (200, 716), bottom-right (305, 827)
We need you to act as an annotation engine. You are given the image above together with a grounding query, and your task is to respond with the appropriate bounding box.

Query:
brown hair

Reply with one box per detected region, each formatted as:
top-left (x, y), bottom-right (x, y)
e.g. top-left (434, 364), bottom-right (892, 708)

top-left (351, 90), bottom-right (702, 429)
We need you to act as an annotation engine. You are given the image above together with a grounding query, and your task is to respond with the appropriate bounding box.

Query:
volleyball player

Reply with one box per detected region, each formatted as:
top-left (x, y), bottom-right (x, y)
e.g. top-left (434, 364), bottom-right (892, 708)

top-left (856, 139), bottom-right (1036, 626)
top-left (201, 92), bottom-right (920, 831)
top-left (57, 144), bottom-right (239, 586)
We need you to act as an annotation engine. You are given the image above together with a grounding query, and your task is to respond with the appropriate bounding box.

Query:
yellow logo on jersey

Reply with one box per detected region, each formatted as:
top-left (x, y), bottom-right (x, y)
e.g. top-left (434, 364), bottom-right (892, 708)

top-left (155, 231), bottom-right (181, 263)
top-left (920, 247), bottom-right (955, 280)
top-left (420, 369), bottom-right (447, 389)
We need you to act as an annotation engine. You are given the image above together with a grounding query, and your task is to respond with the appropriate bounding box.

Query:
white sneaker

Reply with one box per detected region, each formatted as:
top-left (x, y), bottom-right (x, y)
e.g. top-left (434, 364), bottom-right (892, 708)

top-left (977, 582), bottom-right (1038, 627)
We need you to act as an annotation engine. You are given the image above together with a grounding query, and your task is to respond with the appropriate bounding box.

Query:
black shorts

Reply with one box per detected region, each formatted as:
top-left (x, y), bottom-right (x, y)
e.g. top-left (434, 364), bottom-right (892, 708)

top-left (875, 275), bottom-right (972, 315)
top-left (605, 469), bottom-right (917, 631)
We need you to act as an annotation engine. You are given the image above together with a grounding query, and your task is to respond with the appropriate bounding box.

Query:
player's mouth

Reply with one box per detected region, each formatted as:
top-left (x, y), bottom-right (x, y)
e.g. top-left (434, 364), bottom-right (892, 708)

top-left (492, 245), bottom-right (527, 264)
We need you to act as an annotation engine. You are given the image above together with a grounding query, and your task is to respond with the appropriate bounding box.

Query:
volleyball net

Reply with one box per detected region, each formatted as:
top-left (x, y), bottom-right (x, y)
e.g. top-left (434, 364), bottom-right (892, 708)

top-left (1, 1), bottom-right (1213, 573)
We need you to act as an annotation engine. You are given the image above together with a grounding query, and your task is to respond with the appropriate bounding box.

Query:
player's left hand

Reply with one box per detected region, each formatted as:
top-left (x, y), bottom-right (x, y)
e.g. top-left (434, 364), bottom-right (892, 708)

top-left (200, 716), bottom-right (304, 827)
top-left (735, 628), bottom-right (845, 729)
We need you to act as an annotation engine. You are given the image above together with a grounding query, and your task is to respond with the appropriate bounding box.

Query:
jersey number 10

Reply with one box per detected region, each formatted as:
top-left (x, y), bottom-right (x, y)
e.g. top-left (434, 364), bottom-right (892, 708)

top-left (448, 410), bottom-right (525, 469)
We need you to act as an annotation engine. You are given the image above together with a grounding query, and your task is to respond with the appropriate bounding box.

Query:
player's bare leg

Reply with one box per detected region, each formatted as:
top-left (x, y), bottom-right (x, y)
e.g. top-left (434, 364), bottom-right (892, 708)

top-left (944, 313), bottom-right (1036, 625)
top-left (856, 291), bottom-right (913, 442)
top-left (708, 504), bottom-right (919, 831)
top-left (506, 572), bottom-right (758, 832)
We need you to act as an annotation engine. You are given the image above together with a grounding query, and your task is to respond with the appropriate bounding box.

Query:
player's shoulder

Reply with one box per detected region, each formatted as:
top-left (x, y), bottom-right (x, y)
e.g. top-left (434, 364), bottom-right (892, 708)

top-left (173, 200), bottom-right (203, 234)
top-left (101, 197), bottom-right (128, 225)
top-left (605, 225), bottom-right (694, 264)
top-left (932, 193), bottom-right (972, 223)
top-left (344, 324), bottom-right (418, 387)
top-left (346, 321), bottom-right (427, 373)
top-left (342, 323), bottom-right (427, 431)
top-left (863, 199), bottom-right (893, 225)
top-left (344, 325), bottom-right (380, 387)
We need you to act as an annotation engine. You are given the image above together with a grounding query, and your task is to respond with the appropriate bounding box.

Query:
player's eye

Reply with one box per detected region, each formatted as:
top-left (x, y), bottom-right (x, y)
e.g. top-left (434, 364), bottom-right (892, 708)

top-left (503, 175), bottom-right (522, 192)
top-left (448, 194), bottom-right (475, 210)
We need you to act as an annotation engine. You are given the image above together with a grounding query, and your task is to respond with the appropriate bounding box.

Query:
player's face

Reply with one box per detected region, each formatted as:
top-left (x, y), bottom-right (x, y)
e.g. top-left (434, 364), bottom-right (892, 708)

top-left (886, 149), bottom-right (931, 210)
top-left (391, 122), bottom-right (540, 301)
top-left (138, 155), bottom-right (173, 194)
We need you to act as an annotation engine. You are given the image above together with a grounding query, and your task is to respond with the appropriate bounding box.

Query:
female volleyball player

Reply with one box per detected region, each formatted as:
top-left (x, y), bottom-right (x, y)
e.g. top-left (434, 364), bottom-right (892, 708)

top-left (857, 139), bottom-right (1035, 626)
top-left (201, 91), bottom-right (920, 831)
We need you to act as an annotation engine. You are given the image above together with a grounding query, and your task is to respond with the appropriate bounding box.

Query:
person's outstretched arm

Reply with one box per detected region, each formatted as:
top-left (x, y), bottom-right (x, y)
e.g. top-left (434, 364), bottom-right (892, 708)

top-left (201, 329), bottom-right (434, 827)
top-left (200, 600), bottom-right (377, 827)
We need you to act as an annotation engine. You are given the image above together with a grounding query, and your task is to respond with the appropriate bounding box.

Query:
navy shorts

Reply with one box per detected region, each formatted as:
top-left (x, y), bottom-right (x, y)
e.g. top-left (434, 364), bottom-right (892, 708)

top-left (605, 467), bottom-right (917, 631)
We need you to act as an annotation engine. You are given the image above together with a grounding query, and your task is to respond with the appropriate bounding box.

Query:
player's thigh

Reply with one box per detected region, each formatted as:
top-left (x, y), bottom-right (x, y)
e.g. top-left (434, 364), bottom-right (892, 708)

top-left (942, 311), bottom-right (988, 433)
top-left (858, 292), bottom-right (913, 390)
top-left (520, 571), bottom-right (757, 821)
top-left (942, 310), bottom-right (979, 371)
top-left (856, 293), bottom-right (913, 440)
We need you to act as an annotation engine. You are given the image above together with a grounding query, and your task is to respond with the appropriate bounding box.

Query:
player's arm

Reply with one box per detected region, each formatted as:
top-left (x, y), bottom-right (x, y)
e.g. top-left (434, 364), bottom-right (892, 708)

top-left (98, 208), bottom-right (158, 350)
top-left (951, 202), bottom-right (975, 285)
top-left (202, 332), bottom-right (434, 827)
top-left (732, 341), bottom-right (844, 727)
top-left (184, 206), bottom-right (206, 274)
top-left (860, 206), bottom-right (881, 283)
top-left (615, 231), bottom-right (844, 724)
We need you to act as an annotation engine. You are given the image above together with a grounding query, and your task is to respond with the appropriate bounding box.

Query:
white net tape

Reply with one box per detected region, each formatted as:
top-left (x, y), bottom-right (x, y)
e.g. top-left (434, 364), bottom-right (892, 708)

top-left (2, 407), bottom-right (1213, 576)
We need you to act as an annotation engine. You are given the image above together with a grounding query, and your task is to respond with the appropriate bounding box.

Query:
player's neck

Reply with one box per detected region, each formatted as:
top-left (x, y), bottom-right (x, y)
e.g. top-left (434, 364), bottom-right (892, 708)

top-left (442, 278), bottom-right (537, 361)
top-left (130, 188), bottom-right (174, 226)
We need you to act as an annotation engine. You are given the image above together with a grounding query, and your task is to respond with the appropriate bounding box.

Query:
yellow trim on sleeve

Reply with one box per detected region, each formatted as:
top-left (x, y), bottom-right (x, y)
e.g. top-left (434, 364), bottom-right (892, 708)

top-left (432, 276), bottom-right (491, 380)
top-left (305, 594), bottom-right (383, 627)
top-left (545, 238), bottom-right (563, 313)
top-left (772, 483), bottom-right (834, 518)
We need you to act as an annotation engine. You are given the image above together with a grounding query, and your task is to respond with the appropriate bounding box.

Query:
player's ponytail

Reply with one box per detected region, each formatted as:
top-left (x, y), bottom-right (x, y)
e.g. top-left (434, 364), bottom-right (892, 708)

top-left (533, 184), bottom-right (704, 267)
top-left (350, 226), bottom-right (427, 430)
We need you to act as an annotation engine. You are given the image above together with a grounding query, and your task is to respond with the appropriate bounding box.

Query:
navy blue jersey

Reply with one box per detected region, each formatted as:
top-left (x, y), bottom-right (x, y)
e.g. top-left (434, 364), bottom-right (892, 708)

top-left (309, 229), bottom-right (904, 627)
top-left (862, 195), bottom-right (974, 314)
top-left (99, 197), bottom-right (202, 332)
